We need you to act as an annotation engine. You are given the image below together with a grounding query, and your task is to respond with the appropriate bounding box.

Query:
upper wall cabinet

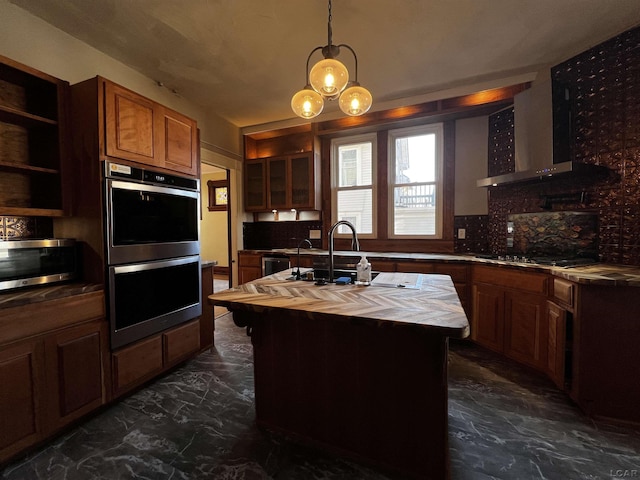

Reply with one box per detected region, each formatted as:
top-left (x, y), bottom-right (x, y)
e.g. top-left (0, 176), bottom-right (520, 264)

top-left (73, 77), bottom-right (199, 177)
top-left (243, 126), bottom-right (320, 212)
top-left (0, 54), bottom-right (70, 217)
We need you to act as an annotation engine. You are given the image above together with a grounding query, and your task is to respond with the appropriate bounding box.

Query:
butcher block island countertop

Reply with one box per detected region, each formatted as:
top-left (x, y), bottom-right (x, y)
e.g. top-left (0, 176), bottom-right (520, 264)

top-left (210, 270), bottom-right (469, 337)
top-left (209, 271), bottom-right (470, 480)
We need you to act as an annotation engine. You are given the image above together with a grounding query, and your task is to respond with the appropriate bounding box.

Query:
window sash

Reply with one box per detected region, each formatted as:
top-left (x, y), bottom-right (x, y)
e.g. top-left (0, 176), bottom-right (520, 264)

top-left (388, 124), bottom-right (443, 239)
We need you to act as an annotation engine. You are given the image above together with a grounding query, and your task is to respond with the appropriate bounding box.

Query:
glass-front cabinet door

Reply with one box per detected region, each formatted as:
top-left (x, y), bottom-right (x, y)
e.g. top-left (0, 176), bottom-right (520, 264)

top-left (267, 157), bottom-right (287, 209)
top-left (290, 154), bottom-right (312, 208)
top-left (244, 159), bottom-right (266, 211)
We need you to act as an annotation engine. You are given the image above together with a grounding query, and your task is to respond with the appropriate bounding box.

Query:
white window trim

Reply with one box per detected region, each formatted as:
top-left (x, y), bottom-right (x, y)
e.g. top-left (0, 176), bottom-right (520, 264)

top-left (331, 133), bottom-right (378, 239)
top-left (387, 123), bottom-right (444, 239)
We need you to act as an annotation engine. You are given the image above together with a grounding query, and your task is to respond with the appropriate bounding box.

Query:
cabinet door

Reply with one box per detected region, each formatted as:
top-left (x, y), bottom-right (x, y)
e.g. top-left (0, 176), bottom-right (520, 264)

top-left (503, 291), bottom-right (548, 369)
top-left (200, 265), bottom-right (215, 350)
top-left (267, 157), bottom-right (288, 209)
top-left (244, 159), bottom-right (266, 211)
top-left (0, 339), bottom-right (45, 462)
top-left (547, 301), bottom-right (566, 389)
top-left (239, 266), bottom-right (262, 284)
top-left (111, 335), bottom-right (163, 398)
top-left (104, 81), bottom-right (159, 166)
top-left (44, 321), bottom-right (107, 432)
top-left (160, 106), bottom-right (199, 176)
top-left (163, 319), bottom-right (200, 367)
top-left (472, 284), bottom-right (504, 352)
top-left (290, 153), bottom-right (314, 208)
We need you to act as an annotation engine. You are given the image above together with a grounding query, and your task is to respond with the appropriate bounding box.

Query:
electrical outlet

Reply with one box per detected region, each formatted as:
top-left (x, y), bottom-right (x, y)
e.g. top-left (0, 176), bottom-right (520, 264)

top-left (457, 228), bottom-right (466, 240)
top-left (309, 229), bottom-right (321, 240)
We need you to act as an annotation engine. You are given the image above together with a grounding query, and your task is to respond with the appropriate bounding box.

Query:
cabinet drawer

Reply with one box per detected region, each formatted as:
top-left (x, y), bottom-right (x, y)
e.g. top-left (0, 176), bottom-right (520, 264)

top-left (433, 264), bottom-right (468, 283)
top-left (553, 278), bottom-right (575, 308)
top-left (111, 335), bottom-right (163, 394)
top-left (473, 265), bottom-right (548, 295)
top-left (239, 254), bottom-right (262, 267)
top-left (163, 320), bottom-right (200, 366)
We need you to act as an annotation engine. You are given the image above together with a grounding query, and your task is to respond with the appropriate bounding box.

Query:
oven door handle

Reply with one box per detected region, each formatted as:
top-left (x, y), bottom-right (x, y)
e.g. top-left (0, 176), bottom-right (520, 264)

top-left (112, 255), bottom-right (200, 274)
top-left (109, 179), bottom-right (199, 199)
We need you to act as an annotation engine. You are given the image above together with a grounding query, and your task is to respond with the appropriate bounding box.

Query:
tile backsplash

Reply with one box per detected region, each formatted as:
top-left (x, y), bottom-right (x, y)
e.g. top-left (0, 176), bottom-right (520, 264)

top-left (506, 211), bottom-right (598, 258)
top-left (243, 221), bottom-right (323, 250)
top-left (0, 216), bottom-right (52, 240)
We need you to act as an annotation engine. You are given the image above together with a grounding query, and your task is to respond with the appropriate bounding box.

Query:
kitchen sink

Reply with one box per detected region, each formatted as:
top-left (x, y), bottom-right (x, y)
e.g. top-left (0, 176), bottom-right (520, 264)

top-left (296, 269), bottom-right (380, 283)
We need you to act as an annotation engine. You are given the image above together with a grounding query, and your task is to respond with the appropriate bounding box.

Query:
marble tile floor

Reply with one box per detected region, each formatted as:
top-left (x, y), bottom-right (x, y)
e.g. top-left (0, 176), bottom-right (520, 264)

top-left (2, 313), bottom-right (640, 480)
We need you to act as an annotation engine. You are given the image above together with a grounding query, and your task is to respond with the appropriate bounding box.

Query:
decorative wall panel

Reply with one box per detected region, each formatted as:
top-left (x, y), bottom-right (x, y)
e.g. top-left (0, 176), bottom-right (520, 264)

top-left (486, 26), bottom-right (640, 266)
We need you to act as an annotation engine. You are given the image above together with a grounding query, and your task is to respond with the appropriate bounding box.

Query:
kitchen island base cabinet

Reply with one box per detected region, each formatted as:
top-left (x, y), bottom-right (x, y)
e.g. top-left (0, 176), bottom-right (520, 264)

top-left (239, 311), bottom-right (450, 480)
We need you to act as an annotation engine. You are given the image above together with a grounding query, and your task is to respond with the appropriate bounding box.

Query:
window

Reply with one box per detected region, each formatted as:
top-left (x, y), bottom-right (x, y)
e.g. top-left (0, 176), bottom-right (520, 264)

top-left (207, 179), bottom-right (228, 211)
top-left (388, 124), bottom-right (443, 238)
top-left (331, 134), bottom-right (376, 236)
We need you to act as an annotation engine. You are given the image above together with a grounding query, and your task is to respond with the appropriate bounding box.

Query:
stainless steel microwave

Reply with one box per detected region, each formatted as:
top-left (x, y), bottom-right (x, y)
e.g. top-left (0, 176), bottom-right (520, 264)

top-left (0, 239), bottom-right (78, 292)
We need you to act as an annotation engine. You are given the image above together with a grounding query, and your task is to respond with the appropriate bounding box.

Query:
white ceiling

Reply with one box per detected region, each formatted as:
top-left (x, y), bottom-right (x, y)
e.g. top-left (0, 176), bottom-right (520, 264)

top-left (9, 0), bottom-right (640, 129)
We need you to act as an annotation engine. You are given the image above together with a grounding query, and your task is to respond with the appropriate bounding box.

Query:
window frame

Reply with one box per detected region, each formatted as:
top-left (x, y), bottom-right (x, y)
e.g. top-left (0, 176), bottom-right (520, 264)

top-left (330, 133), bottom-right (378, 239)
top-left (387, 123), bottom-right (444, 239)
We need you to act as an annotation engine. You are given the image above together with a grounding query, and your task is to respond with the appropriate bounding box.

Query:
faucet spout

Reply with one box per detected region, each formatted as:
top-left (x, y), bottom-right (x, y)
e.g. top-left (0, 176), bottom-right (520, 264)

top-left (295, 238), bottom-right (312, 280)
top-left (328, 220), bottom-right (359, 283)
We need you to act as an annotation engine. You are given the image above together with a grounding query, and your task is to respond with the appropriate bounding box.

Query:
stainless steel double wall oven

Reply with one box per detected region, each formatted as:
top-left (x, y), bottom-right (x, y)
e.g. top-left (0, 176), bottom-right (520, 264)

top-left (104, 162), bottom-right (201, 349)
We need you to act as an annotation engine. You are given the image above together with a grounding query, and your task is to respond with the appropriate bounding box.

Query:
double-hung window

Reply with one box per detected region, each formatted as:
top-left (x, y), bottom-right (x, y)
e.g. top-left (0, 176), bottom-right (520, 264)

top-left (388, 124), bottom-right (443, 238)
top-left (331, 134), bottom-right (377, 236)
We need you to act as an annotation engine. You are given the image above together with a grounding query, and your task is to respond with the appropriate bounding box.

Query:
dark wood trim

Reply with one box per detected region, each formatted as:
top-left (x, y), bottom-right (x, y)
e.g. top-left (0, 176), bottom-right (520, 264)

top-left (442, 120), bottom-right (456, 242)
top-left (207, 179), bottom-right (228, 211)
top-left (315, 84), bottom-right (529, 136)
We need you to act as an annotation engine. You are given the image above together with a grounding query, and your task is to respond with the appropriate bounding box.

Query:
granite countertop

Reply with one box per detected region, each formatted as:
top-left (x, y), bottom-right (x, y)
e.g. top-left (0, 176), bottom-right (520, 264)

top-left (0, 282), bottom-right (104, 310)
top-left (241, 249), bottom-right (640, 287)
top-left (209, 270), bottom-right (470, 338)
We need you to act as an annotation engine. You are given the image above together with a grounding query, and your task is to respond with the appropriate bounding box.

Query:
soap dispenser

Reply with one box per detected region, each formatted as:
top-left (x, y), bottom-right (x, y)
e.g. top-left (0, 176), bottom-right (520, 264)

top-left (356, 255), bottom-right (372, 285)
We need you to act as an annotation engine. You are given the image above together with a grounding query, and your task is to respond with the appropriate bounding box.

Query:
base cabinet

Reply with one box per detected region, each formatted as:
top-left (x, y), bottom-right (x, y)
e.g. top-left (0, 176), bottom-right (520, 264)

top-left (111, 319), bottom-right (200, 398)
top-left (238, 252), bottom-right (262, 284)
top-left (0, 319), bottom-right (107, 465)
top-left (472, 266), bottom-right (549, 371)
top-left (0, 339), bottom-right (45, 461)
top-left (546, 300), bottom-right (567, 389)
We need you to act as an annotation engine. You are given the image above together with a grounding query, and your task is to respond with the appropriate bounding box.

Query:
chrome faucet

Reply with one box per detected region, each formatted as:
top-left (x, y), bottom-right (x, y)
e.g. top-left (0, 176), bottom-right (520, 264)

top-left (295, 238), bottom-right (312, 280)
top-left (328, 220), bottom-right (360, 282)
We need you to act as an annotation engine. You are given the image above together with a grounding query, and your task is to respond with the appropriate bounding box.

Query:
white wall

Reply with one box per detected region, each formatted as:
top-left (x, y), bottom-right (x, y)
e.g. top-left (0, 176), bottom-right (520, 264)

top-left (0, 0), bottom-right (240, 155)
top-left (454, 116), bottom-right (489, 215)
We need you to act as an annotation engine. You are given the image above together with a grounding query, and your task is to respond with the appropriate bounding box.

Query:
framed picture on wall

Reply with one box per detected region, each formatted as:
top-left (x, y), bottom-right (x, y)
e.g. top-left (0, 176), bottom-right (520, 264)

top-left (207, 179), bottom-right (228, 211)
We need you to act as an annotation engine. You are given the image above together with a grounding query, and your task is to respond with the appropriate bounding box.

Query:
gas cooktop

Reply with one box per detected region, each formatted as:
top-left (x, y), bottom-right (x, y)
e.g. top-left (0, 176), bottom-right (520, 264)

top-left (475, 254), bottom-right (598, 267)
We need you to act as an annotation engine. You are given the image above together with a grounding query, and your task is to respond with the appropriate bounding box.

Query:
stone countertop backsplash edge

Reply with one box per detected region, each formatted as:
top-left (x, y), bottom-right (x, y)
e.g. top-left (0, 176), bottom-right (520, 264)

top-left (240, 249), bottom-right (640, 287)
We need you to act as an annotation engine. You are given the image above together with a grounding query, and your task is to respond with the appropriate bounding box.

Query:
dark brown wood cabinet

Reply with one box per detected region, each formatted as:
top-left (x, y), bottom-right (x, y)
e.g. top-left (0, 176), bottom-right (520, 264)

top-left (0, 54), bottom-right (70, 217)
top-left (44, 320), bottom-right (108, 433)
top-left (0, 339), bottom-right (45, 462)
top-left (200, 264), bottom-right (215, 351)
top-left (244, 126), bottom-right (320, 212)
top-left (472, 265), bottom-right (549, 371)
top-left (472, 283), bottom-right (504, 352)
top-left (111, 319), bottom-right (201, 399)
top-left (238, 252), bottom-right (262, 284)
top-left (546, 300), bottom-right (567, 389)
top-left (75, 76), bottom-right (199, 177)
top-left (0, 291), bottom-right (108, 465)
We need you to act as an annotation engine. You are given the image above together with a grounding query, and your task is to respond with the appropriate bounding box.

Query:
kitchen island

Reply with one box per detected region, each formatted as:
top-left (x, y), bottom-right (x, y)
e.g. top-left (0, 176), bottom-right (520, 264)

top-left (209, 270), bottom-right (469, 479)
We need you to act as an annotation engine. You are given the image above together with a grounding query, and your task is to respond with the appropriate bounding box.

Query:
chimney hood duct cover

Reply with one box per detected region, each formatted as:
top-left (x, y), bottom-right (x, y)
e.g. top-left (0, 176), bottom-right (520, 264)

top-left (477, 78), bottom-right (606, 187)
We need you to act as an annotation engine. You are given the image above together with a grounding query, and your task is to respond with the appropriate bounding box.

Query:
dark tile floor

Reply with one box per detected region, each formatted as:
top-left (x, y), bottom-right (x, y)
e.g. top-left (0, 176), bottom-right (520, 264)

top-left (2, 311), bottom-right (640, 479)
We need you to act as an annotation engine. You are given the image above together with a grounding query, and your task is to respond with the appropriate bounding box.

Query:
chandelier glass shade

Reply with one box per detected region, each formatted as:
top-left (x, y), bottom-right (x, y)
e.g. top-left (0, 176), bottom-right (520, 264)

top-left (290, 87), bottom-right (324, 118)
top-left (309, 58), bottom-right (349, 98)
top-left (291, 0), bottom-right (372, 119)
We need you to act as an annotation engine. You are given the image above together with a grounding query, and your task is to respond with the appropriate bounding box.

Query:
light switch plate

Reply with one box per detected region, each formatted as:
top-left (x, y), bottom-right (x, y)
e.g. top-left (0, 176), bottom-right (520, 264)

top-left (309, 229), bottom-right (321, 239)
top-left (457, 228), bottom-right (466, 239)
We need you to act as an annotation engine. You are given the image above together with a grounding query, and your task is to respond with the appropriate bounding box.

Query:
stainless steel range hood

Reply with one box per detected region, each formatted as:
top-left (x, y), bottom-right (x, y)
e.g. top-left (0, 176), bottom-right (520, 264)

top-left (477, 76), bottom-right (607, 187)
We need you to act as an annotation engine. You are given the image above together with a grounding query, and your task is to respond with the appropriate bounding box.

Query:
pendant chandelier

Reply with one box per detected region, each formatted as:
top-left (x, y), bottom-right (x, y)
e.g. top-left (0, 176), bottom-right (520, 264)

top-left (291, 0), bottom-right (373, 119)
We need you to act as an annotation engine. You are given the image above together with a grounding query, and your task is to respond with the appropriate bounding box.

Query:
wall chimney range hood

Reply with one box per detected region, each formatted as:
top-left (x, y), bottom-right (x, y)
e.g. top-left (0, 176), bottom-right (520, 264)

top-left (477, 76), bottom-right (608, 187)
